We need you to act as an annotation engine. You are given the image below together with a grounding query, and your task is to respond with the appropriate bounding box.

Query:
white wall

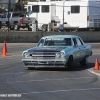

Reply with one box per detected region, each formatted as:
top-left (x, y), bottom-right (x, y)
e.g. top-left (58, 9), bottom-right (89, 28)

top-left (56, 1), bottom-right (88, 28)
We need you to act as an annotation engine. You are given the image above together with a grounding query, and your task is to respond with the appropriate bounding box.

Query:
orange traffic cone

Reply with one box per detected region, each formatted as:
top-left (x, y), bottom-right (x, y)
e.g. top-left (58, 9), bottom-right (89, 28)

top-left (94, 58), bottom-right (99, 70)
top-left (4, 40), bottom-right (7, 52)
top-left (2, 41), bottom-right (7, 57)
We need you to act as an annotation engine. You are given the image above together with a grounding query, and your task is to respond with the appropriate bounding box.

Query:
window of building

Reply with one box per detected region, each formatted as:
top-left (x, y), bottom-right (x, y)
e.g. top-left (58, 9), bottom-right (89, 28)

top-left (41, 5), bottom-right (49, 13)
top-left (71, 5), bottom-right (80, 13)
top-left (32, 5), bottom-right (39, 13)
top-left (28, 6), bottom-right (31, 12)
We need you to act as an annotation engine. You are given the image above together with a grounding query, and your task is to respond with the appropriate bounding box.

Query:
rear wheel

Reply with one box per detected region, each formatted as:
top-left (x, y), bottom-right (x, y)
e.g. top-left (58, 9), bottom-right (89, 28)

top-left (10, 26), bottom-right (14, 30)
top-left (80, 57), bottom-right (88, 66)
top-left (0, 22), bottom-right (2, 29)
top-left (28, 67), bottom-right (34, 70)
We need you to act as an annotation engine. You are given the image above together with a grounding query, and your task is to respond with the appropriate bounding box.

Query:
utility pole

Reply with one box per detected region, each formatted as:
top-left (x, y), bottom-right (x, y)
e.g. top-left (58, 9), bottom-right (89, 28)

top-left (62, 0), bottom-right (65, 31)
top-left (8, 0), bottom-right (11, 32)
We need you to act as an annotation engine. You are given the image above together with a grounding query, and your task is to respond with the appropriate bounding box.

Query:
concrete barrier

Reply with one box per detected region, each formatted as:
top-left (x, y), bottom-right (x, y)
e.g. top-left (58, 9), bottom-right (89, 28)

top-left (0, 31), bottom-right (100, 43)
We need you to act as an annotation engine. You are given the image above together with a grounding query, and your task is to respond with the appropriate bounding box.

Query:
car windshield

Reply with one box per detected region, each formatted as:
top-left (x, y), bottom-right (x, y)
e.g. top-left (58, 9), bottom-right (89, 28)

top-left (37, 38), bottom-right (72, 47)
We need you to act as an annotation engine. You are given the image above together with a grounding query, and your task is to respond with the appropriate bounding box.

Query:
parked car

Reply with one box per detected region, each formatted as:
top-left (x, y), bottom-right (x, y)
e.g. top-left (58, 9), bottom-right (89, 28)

top-left (0, 12), bottom-right (37, 31)
top-left (22, 35), bottom-right (92, 69)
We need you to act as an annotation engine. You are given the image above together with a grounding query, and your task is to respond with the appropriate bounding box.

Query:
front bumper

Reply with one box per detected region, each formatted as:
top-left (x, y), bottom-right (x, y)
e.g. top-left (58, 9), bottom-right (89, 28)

top-left (22, 58), bottom-right (66, 68)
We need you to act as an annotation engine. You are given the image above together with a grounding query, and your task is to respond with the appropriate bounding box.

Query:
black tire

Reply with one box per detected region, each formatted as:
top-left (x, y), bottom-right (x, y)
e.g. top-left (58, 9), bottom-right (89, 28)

top-left (28, 26), bottom-right (32, 31)
top-left (0, 22), bottom-right (1, 29)
top-left (80, 57), bottom-right (88, 66)
top-left (28, 67), bottom-right (34, 70)
top-left (10, 27), bottom-right (14, 30)
top-left (65, 55), bottom-right (73, 69)
top-left (42, 24), bottom-right (47, 32)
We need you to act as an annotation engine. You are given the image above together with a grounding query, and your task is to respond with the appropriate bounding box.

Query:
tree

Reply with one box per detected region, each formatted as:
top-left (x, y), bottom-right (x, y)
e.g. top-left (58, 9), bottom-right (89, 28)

top-left (16, 0), bottom-right (37, 11)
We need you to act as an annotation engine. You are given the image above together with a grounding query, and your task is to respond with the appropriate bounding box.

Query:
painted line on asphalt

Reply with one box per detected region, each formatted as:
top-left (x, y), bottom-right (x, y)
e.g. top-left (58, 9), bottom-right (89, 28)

top-left (2, 77), bottom-right (92, 84)
top-left (2, 72), bottom-right (25, 75)
top-left (87, 69), bottom-right (100, 77)
top-left (0, 55), bottom-right (21, 58)
top-left (92, 53), bottom-right (100, 55)
top-left (21, 88), bottom-right (100, 94)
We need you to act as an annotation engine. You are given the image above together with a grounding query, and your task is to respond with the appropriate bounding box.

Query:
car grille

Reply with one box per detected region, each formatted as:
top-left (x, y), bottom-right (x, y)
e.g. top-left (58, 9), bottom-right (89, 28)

top-left (30, 52), bottom-right (56, 59)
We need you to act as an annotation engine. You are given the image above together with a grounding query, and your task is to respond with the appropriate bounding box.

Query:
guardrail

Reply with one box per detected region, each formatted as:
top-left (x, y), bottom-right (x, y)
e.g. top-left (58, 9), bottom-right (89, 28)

top-left (0, 31), bottom-right (100, 43)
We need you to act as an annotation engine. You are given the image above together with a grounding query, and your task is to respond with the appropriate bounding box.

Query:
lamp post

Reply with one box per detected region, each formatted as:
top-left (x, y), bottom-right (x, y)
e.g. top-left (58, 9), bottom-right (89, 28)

top-left (62, 0), bottom-right (65, 31)
top-left (8, 0), bottom-right (11, 32)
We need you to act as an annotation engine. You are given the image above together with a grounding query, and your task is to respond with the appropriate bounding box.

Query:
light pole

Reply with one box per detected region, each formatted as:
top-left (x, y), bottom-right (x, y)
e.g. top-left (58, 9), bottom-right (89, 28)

top-left (8, 0), bottom-right (11, 32)
top-left (36, 0), bottom-right (38, 22)
top-left (62, 0), bottom-right (65, 31)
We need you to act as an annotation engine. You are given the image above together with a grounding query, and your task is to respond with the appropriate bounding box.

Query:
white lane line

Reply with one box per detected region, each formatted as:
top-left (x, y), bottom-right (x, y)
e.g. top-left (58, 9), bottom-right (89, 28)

top-left (2, 77), bottom-right (92, 84)
top-left (21, 88), bottom-right (100, 94)
top-left (87, 69), bottom-right (100, 77)
top-left (2, 72), bottom-right (25, 75)
top-left (92, 53), bottom-right (100, 55)
top-left (0, 55), bottom-right (21, 58)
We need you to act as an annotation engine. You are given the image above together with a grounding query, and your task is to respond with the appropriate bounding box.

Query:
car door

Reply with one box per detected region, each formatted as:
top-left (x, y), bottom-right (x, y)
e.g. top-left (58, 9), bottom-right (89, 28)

top-left (72, 38), bottom-right (82, 62)
top-left (78, 37), bottom-right (86, 58)
top-left (1, 13), bottom-right (7, 25)
top-left (76, 37), bottom-right (85, 60)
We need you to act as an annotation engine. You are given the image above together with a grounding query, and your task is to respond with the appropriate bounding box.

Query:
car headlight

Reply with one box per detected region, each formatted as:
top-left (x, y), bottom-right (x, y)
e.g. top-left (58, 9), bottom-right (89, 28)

top-left (60, 52), bottom-right (65, 57)
top-left (55, 52), bottom-right (65, 58)
top-left (55, 52), bottom-right (61, 58)
top-left (23, 52), bottom-right (30, 58)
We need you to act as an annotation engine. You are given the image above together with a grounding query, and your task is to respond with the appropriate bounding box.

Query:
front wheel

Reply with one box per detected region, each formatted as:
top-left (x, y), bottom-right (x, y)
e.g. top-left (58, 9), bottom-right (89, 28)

top-left (28, 67), bottom-right (34, 70)
top-left (80, 57), bottom-right (88, 66)
top-left (65, 56), bottom-right (73, 69)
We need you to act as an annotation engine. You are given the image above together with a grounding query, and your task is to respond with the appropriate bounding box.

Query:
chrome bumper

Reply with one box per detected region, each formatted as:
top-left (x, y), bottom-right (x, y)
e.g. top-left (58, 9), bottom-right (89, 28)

top-left (22, 58), bottom-right (66, 67)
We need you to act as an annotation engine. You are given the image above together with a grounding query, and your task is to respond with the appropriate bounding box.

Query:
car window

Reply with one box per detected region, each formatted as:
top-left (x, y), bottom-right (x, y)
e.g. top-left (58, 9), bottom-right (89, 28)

top-left (78, 38), bottom-right (83, 45)
top-left (12, 13), bottom-right (24, 17)
top-left (76, 38), bottom-right (83, 46)
top-left (73, 38), bottom-right (77, 46)
top-left (65, 38), bottom-right (72, 46)
top-left (2, 13), bottom-right (7, 18)
top-left (37, 38), bottom-right (72, 47)
top-left (7, 13), bottom-right (11, 18)
top-left (37, 39), bottom-right (45, 47)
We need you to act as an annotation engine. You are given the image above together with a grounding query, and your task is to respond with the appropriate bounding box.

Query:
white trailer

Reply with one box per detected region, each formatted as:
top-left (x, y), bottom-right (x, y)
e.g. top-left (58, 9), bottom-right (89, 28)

top-left (27, 0), bottom-right (100, 31)
top-left (27, 1), bottom-right (60, 31)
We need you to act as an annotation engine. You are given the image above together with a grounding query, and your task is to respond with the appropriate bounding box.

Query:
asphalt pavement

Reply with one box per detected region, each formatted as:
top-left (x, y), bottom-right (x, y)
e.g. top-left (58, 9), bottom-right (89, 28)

top-left (0, 43), bottom-right (100, 100)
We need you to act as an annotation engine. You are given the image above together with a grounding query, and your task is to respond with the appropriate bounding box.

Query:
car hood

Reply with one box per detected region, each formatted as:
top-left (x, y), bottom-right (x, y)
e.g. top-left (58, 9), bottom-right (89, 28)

top-left (26, 47), bottom-right (67, 52)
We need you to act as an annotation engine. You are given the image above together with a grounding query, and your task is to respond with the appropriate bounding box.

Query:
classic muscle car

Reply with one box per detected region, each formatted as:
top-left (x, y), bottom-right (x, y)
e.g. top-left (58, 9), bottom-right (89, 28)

top-left (22, 35), bottom-right (92, 69)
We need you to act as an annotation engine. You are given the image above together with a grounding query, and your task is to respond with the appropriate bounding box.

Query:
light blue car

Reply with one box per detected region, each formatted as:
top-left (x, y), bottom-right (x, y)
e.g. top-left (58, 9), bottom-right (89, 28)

top-left (22, 35), bottom-right (92, 69)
